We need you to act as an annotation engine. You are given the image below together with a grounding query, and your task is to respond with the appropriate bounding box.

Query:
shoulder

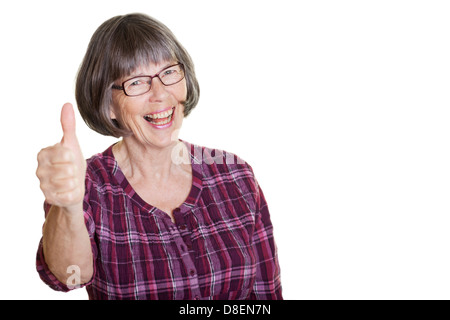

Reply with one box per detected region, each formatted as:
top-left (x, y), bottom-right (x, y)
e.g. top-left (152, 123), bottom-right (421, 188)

top-left (185, 140), bottom-right (258, 190)
top-left (186, 140), bottom-right (249, 169)
top-left (85, 143), bottom-right (118, 186)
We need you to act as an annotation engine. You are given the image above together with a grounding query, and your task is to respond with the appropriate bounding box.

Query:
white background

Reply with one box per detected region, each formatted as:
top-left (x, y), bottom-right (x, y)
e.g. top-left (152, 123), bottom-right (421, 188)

top-left (0, 0), bottom-right (449, 300)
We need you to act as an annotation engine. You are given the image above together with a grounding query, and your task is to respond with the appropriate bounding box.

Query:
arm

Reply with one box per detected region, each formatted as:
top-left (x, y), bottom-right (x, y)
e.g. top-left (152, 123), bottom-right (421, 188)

top-left (36, 103), bottom-right (94, 289)
top-left (42, 203), bottom-right (93, 285)
top-left (249, 183), bottom-right (283, 300)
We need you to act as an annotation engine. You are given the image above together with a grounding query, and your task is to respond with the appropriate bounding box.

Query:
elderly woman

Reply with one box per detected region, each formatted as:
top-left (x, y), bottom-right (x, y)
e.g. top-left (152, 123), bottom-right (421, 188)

top-left (36, 13), bottom-right (282, 300)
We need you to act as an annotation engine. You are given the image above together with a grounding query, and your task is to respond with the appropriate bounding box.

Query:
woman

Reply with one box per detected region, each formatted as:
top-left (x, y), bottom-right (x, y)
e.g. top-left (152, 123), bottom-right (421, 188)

top-left (36, 13), bottom-right (282, 300)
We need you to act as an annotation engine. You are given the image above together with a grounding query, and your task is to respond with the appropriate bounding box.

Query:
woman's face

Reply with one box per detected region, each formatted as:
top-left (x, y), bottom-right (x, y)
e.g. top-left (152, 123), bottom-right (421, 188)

top-left (110, 60), bottom-right (187, 149)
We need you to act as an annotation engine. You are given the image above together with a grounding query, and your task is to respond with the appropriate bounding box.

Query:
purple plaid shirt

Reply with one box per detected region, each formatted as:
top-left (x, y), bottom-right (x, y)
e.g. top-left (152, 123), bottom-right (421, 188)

top-left (36, 140), bottom-right (282, 300)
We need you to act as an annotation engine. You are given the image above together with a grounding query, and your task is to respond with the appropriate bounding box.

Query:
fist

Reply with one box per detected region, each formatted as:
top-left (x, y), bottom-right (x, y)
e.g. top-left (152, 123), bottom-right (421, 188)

top-left (36, 103), bottom-right (86, 211)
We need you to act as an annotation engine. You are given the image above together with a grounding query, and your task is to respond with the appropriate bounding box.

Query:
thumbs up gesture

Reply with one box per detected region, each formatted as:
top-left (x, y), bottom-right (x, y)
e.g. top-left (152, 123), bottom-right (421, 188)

top-left (36, 103), bottom-right (86, 213)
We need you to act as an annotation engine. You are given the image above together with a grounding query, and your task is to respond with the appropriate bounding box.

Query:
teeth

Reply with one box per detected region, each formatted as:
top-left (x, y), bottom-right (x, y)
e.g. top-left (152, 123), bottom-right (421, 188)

top-left (145, 113), bottom-right (173, 125)
top-left (154, 115), bottom-right (172, 125)
top-left (147, 108), bottom-right (174, 119)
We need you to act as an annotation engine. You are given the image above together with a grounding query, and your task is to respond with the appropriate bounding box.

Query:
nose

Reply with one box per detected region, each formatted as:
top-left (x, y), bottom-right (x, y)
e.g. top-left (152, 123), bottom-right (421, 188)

top-left (147, 77), bottom-right (169, 101)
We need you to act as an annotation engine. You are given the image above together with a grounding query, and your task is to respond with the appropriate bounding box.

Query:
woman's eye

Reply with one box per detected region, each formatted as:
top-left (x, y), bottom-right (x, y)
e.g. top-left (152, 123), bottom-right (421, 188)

top-left (162, 69), bottom-right (174, 76)
top-left (130, 80), bottom-right (142, 86)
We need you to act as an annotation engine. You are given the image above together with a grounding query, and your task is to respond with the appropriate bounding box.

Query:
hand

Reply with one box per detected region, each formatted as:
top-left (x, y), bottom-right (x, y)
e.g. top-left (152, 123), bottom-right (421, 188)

top-left (36, 103), bottom-right (86, 213)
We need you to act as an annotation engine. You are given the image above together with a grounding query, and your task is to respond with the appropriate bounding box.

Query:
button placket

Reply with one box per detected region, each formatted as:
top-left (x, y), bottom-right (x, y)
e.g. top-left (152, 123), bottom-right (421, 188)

top-left (169, 206), bottom-right (201, 299)
top-left (174, 208), bottom-right (193, 249)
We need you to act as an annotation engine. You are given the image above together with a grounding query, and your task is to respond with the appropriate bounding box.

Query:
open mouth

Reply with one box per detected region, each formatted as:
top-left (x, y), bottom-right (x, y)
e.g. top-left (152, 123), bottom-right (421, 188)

top-left (143, 107), bottom-right (175, 127)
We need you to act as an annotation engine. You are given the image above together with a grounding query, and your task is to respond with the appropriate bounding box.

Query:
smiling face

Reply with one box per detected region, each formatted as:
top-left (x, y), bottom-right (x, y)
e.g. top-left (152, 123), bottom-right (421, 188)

top-left (110, 61), bottom-right (188, 149)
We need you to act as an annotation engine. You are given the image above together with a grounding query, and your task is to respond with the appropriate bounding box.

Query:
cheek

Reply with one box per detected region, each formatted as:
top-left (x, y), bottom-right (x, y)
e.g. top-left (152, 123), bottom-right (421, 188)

top-left (110, 97), bottom-right (142, 129)
top-left (176, 104), bottom-right (185, 120)
top-left (173, 86), bottom-right (186, 115)
top-left (174, 81), bottom-right (188, 104)
top-left (110, 93), bottom-right (126, 120)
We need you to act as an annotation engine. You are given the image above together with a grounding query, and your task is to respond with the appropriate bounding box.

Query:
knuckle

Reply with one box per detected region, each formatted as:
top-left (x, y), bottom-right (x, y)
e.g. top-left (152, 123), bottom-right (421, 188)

top-left (36, 162), bottom-right (51, 179)
top-left (36, 166), bottom-right (51, 181)
top-left (61, 148), bottom-right (74, 162)
top-left (65, 165), bottom-right (75, 176)
top-left (66, 178), bottom-right (76, 189)
top-left (60, 149), bottom-right (69, 161)
top-left (35, 167), bottom-right (42, 179)
top-left (37, 148), bottom-right (47, 163)
top-left (40, 185), bottom-right (55, 199)
top-left (60, 191), bottom-right (74, 204)
top-left (39, 180), bottom-right (48, 191)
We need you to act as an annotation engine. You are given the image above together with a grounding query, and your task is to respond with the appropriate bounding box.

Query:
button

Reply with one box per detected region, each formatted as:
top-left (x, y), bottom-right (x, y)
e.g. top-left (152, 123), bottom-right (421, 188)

top-left (173, 208), bottom-right (180, 214)
top-left (186, 243), bottom-right (193, 250)
top-left (195, 295), bottom-right (200, 300)
top-left (179, 224), bottom-right (187, 231)
top-left (180, 244), bottom-right (186, 252)
top-left (189, 269), bottom-right (195, 276)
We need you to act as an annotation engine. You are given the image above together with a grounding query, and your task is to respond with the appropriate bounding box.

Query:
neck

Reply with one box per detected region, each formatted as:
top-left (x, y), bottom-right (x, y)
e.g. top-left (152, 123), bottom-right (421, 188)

top-left (113, 137), bottom-right (190, 183)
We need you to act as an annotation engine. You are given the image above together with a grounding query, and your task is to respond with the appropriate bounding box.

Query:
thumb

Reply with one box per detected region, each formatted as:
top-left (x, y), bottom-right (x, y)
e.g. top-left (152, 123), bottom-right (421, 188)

top-left (60, 103), bottom-right (79, 148)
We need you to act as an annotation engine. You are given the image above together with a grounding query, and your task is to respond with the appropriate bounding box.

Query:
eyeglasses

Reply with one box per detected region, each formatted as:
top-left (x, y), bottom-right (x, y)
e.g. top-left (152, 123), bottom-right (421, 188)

top-left (112, 63), bottom-right (185, 97)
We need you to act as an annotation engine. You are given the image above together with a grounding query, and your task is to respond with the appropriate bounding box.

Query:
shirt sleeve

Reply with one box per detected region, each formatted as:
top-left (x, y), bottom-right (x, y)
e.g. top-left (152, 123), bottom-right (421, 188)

top-left (248, 173), bottom-right (283, 300)
top-left (35, 176), bottom-right (98, 292)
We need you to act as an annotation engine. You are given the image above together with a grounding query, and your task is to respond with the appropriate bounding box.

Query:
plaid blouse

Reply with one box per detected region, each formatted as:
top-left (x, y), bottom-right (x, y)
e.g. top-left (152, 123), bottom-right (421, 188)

top-left (36, 140), bottom-right (282, 300)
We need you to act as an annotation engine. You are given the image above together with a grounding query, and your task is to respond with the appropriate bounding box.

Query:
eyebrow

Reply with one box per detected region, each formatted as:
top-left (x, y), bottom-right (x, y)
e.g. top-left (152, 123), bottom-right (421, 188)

top-left (128, 62), bottom-right (176, 79)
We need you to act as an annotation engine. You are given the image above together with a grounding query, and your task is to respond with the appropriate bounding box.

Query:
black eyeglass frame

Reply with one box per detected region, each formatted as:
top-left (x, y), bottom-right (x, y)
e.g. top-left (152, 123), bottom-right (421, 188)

top-left (111, 63), bottom-right (185, 97)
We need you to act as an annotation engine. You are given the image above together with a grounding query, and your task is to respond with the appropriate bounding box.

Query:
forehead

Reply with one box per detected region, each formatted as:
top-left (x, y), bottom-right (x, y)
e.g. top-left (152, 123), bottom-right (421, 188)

top-left (111, 39), bottom-right (177, 81)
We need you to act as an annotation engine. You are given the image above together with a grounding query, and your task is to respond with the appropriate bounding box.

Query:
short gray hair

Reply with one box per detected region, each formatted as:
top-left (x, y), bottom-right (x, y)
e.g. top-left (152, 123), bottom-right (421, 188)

top-left (75, 13), bottom-right (200, 137)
